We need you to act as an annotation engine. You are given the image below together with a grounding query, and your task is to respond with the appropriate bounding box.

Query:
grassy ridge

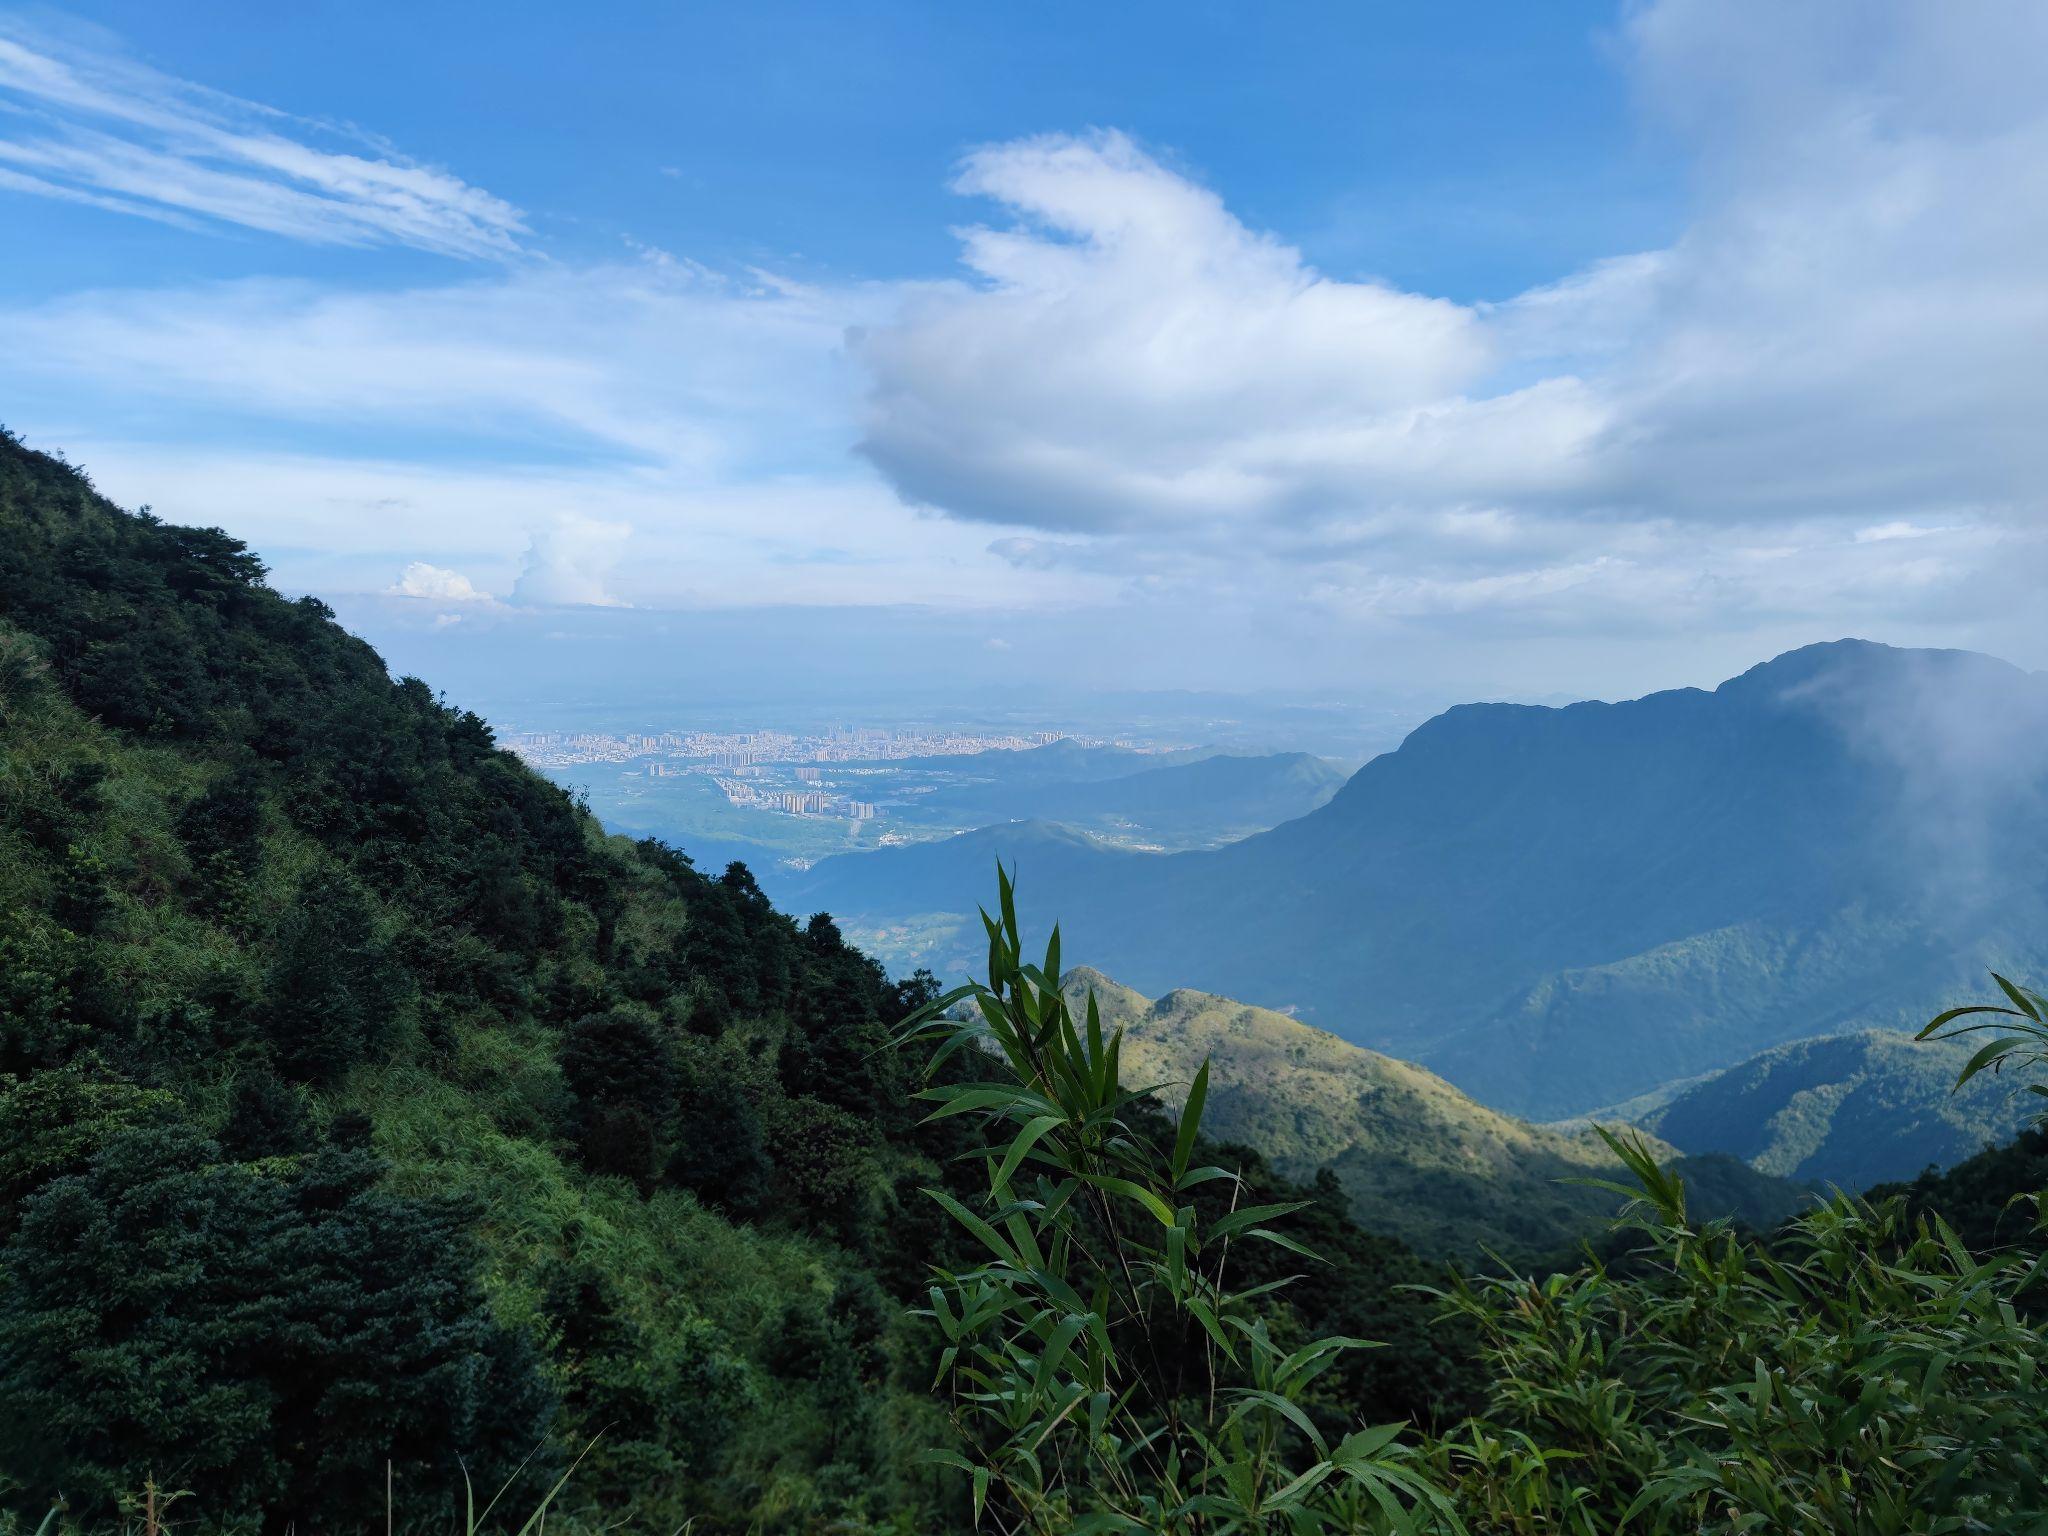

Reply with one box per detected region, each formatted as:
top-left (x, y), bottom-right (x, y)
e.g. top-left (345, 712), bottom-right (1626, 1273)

top-left (1640, 1027), bottom-right (2041, 1188)
top-left (1063, 966), bottom-right (1806, 1255)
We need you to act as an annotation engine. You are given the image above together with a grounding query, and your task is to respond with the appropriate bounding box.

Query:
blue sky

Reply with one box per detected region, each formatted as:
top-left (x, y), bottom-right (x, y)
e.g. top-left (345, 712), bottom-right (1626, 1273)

top-left (1, 2), bottom-right (1670, 301)
top-left (1, 1), bottom-right (2043, 708)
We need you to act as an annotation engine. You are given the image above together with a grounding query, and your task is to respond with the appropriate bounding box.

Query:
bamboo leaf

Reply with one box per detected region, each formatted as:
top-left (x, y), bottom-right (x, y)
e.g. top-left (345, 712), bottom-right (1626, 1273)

top-left (992, 1114), bottom-right (1066, 1194)
top-left (1173, 1059), bottom-right (1209, 1179)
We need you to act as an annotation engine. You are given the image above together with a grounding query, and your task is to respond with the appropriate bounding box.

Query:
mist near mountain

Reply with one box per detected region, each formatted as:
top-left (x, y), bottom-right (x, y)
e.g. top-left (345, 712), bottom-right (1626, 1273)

top-left (794, 641), bottom-right (2048, 1118)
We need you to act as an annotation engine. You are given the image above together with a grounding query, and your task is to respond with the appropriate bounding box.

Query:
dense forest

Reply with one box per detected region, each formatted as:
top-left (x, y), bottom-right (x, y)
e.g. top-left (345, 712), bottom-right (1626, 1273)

top-left (2, 427), bottom-right (2045, 1532)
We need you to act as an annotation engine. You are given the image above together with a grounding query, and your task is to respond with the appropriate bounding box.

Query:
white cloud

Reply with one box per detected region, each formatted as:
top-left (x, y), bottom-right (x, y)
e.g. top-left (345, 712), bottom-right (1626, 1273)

top-left (0, 21), bottom-right (525, 257)
top-left (511, 513), bottom-right (633, 608)
top-left (31, 440), bottom-right (1109, 617)
top-left (849, 0), bottom-right (2048, 639)
top-left (0, 259), bottom-right (878, 472)
top-left (856, 129), bottom-right (1553, 535)
top-left (388, 561), bottom-right (492, 602)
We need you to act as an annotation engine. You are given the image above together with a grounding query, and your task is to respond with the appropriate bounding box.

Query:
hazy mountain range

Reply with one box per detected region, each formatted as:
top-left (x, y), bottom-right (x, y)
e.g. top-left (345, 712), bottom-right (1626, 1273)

top-left (879, 746), bottom-right (1347, 849)
top-left (791, 641), bottom-right (2048, 1120)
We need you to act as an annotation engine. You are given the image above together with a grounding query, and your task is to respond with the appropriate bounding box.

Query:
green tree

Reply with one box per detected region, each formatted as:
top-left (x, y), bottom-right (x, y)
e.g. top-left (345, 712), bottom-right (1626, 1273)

top-left (259, 866), bottom-right (410, 1081)
top-left (0, 1122), bottom-right (556, 1531)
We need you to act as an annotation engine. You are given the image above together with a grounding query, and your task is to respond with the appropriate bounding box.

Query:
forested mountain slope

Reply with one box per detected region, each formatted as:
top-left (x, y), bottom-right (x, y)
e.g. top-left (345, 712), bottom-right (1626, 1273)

top-left (1061, 968), bottom-right (1807, 1255)
top-left (1638, 1028), bottom-right (2040, 1189)
top-left (804, 641), bottom-right (2048, 1119)
top-left (0, 432), bottom-right (1471, 1532)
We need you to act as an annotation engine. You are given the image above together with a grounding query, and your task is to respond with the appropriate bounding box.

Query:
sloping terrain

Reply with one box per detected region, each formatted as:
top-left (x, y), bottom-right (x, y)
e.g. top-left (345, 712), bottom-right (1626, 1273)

top-left (1062, 968), bottom-right (1806, 1256)
top-left (1639, 1028), bottom-right (2040, 1188)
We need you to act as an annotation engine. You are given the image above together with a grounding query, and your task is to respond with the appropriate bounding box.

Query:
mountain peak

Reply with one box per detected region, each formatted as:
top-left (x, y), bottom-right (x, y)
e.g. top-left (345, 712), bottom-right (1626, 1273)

top-left (1718, 637), bottom-right (2029, 699)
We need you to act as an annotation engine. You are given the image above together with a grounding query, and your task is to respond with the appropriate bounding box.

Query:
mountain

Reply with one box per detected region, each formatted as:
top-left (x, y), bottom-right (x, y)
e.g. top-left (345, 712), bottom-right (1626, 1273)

top-left (802, 641), bottom-right (2048, 1119)
top-left (785, 820), bottom-right (1138, 971)
top-left (887, 749), bottom-right (1348, 849)
top-left (0, 431), bottom-right (1481, 1529)
top-left (0, 431), bottom-right (953, 1527)
top-left (1636, 1029), bottom-right (2041, 1189)
top-left (873, 737), bottom-right (1216, 784)
top-left (1061, 967), bottom-right (1807, 1257)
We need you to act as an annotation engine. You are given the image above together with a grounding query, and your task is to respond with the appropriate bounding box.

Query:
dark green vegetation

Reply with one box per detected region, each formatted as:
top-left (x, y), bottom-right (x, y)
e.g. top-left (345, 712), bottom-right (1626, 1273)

top-left (795, 640), bottom-right (2048, 1121)
top-left (1412, 1132), bottom-right (2048, 1533)
top-left (0, 434), bottom-right (1473, 1531)
top-left (895, 885), bottom-right (1463, 1533)
top-left (0, 432), bottom-right (944, 1529)
top-left (1638, 1027), bottom-right (2039, 1188)
top-left (1058, 967), bottom-right (1803, 1257)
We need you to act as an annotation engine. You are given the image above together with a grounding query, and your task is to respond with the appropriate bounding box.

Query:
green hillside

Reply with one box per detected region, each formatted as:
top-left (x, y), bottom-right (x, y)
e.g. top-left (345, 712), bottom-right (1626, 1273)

top-left (0, 432), bottom-right (1476, 1531)
top-left (0, 432), bottom-right (964, 1530)
top-left (1638, 1028), bottom-right (2040, 1188)
top-left (1061, 967), bottom-right (1807, 1256)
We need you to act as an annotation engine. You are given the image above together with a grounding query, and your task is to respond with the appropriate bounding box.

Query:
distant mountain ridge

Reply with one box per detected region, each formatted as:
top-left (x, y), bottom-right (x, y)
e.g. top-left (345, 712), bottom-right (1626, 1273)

top-left (1637, 1029), bottom-right (2040, 1190)
top-left (1061, 967), bottom-right (1807, 1257)
top-left (795, 641), bottom-right (2048, 1119)
top-left (958, 750), bottom-right (1345, 846)
top-left (869, 738), bottom-right (1218, 783)
top-left (845, 743), bottom-right (1348, 851)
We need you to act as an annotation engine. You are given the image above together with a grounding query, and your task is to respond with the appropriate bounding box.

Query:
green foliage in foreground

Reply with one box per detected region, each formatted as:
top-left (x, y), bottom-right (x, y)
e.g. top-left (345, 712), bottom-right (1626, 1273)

top-left (908, 895), bottom-right (2048, 1534)
top-left (896, 872), bottom-right (1456, 1533)
top-left (1421, 1129), bottom-right (2048, 1533)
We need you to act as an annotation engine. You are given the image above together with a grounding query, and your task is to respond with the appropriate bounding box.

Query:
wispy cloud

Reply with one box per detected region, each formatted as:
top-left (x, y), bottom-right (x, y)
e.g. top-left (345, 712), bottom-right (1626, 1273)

top-left (0, 20), bottom-right (525, 257)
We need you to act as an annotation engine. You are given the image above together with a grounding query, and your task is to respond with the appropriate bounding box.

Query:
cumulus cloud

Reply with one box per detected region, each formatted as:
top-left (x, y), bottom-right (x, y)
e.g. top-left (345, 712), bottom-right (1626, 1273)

top-left (856, 129), bottom-right (1568, 534)
top-left (0, 19), bottom-right (525, 257)
top-left (388, 561), bottom-right (492, 602)
top-left (510, 514), bottom-right (634, 608)
top-left (852, 0), bottom-right (2048, 635)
